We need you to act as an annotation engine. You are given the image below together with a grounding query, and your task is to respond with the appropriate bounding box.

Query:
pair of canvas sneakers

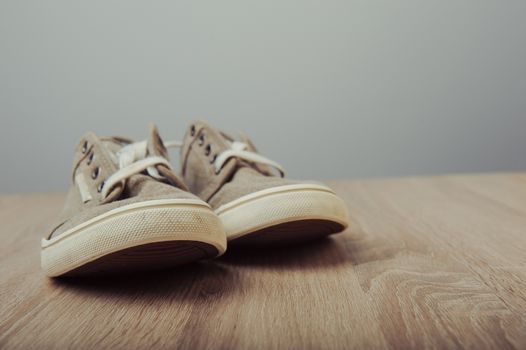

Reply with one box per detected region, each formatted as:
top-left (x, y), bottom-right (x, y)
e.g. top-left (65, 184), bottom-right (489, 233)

top-left (41, 121), bottom-right (350, 277)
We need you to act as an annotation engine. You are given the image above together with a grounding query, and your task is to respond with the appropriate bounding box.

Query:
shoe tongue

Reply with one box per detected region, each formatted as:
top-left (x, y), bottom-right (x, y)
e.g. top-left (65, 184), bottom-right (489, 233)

top-left (215, 128), bottom-right (274, 176)
top-left (145, 123), bottom-right (189, 191)
top-left (146, 124), bottom-right (169, 159)
top-left (100, 137), bottom-right (133, 166)
top-left (101, 141), bottom-right (123, 164)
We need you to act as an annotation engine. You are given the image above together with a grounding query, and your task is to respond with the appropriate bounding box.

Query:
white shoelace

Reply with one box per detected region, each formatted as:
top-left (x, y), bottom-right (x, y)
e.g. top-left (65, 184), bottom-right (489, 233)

top-left (100, 141), bottom-right (172, 199)
top-left (165, 140), bottom-right (285, 177)
top-left (101, 138), bottom-right (284, 199)
top-left (212, 141), bottom-right (285, 177)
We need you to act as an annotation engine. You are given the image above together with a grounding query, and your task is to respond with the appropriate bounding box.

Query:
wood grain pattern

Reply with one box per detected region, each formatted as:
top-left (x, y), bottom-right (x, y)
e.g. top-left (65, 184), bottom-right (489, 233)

top-left (1, 173), bottom-right (525, 349)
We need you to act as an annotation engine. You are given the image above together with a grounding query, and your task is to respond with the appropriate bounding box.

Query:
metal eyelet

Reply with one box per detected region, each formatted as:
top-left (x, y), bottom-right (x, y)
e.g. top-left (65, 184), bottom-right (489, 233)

top-left (198, 134), bottom-right (205, 146)
top-left (190, 125), bottom-right (196, 136)
top-left (92, 167), bottom-right (100, 180)
top-left (97, 181), bottom-right (105, 193)
top-left (82, 141), bottom-right (88, 154)
top-left (87, 152), bottom-right (94, 165)
top-left (205, 144), bottom-right (211, 156)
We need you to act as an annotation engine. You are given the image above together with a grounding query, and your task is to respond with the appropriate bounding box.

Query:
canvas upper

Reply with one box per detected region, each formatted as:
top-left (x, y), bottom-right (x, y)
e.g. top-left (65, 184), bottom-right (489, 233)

top-left (179, 120), bottom-right (315, 210)
top-left (49, 125), bottom-right (198, 239)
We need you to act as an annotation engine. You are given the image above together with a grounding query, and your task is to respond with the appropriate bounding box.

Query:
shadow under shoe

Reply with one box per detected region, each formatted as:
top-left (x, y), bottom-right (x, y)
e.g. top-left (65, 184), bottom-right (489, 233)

top-left (219, 236), bottom-right (351, 271)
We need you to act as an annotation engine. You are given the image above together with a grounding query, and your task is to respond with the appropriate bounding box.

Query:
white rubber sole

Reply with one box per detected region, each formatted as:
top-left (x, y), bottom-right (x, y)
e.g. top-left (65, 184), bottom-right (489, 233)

top-left (215, 184), bottom-right (349, 243)
top-left (41, 199), bottom-right (227, 277)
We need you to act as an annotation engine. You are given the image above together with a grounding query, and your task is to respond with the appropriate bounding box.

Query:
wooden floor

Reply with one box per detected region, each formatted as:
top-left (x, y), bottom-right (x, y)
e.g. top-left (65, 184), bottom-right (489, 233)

top-left (1, 173), bottom-right (526, 350)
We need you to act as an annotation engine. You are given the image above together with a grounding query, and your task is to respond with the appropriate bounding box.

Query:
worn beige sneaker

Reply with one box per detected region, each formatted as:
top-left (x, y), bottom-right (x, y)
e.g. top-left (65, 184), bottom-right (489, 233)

top-left (41, 125), bottom-right (226, 277)
top-left (177, 120), bottom-right (349, 245)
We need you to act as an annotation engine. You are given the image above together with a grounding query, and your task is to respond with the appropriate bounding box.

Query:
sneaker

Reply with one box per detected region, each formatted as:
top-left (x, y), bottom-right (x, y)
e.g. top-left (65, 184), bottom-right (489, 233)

top-left (176, 120), bottom-right (349, 245)
top-left (41, 125), bottom-right (226, 277)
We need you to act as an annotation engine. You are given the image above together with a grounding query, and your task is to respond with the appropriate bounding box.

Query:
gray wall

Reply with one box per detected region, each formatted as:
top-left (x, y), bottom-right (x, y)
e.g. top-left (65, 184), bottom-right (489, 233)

top-left (1, 0), bottom-right (525, 193)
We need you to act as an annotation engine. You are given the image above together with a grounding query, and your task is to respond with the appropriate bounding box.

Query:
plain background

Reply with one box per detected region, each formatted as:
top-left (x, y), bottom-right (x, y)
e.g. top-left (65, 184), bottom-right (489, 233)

top-left (1, 0), bottom-right (525, 193)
